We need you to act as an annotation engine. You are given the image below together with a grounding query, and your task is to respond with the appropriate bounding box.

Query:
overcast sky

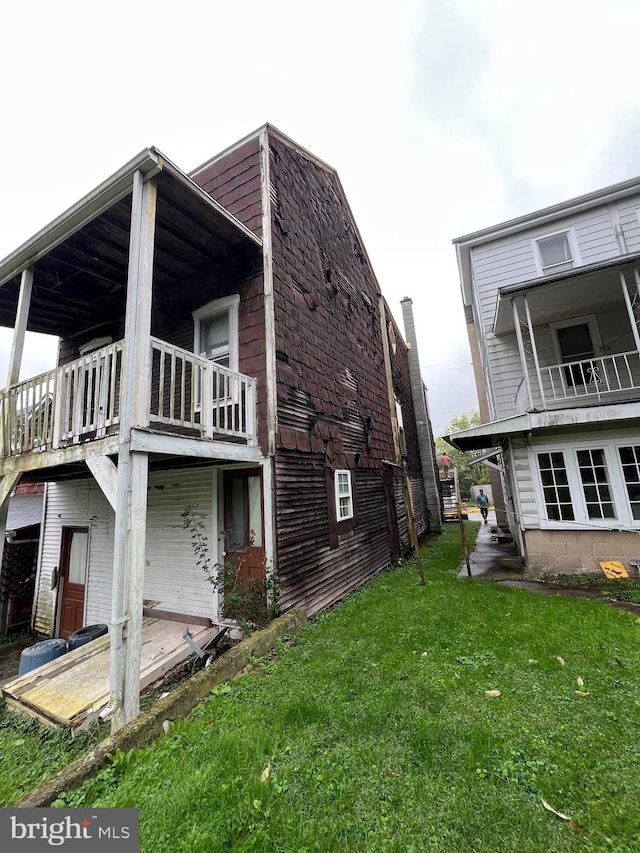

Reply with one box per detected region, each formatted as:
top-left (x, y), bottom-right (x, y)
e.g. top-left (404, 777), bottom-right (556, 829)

top-left (2, 0), bottom-right (640, 436)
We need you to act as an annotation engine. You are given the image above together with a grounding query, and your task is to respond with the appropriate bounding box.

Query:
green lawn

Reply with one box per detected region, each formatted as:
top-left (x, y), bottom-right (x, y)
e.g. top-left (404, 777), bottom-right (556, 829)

top-left (49, 525), bottom-right (640, 852)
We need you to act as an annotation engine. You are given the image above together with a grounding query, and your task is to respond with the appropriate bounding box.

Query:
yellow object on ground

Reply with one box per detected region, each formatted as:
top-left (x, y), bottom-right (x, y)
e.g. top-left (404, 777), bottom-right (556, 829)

top-left (599, 560), bottom-right (629, 579)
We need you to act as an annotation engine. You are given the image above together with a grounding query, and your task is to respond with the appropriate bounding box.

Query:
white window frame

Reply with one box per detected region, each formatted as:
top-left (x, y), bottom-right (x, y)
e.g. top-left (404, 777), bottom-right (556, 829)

top-left (192, 294), bottom-right (240, 372)
top-left (532, 227), bottom-right (581, 276)
top-left (334, 469), bottom-right (354, 521)
top-left (549, 314), bottom-right (603, 366)
top-left (532, 438), bottom-right (637, 529)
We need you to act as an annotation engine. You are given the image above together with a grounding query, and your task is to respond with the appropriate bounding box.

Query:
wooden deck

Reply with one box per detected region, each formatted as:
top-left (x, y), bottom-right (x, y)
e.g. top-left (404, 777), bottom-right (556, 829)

top-left (0, 617), bottom-right (219, 733)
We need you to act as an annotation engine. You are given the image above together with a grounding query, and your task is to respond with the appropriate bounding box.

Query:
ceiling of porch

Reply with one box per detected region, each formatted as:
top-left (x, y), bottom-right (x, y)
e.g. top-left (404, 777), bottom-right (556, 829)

top-left (493, 253), bottom-right (640, 335)
top-left (0, 150), bottom-right (263, 339)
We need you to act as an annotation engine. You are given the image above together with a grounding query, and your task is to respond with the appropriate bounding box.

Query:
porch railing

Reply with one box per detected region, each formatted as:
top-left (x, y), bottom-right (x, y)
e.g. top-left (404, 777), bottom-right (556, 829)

top-left (0, 337), bottom-right (256, 457)
top-left (543, 349), bottom-right (640, 404)
top-left (149, 338), bottom-right (256, 443)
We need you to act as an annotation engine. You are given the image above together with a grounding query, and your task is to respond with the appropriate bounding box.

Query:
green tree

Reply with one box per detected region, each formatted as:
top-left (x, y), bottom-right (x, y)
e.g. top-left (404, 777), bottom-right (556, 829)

top-left (436, 411), bottom-right (490, 499)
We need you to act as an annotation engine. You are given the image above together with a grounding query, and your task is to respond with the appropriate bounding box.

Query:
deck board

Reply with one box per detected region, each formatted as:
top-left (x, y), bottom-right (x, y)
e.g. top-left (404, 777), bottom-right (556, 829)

top-left (1, 618), bottom-right (217, 731)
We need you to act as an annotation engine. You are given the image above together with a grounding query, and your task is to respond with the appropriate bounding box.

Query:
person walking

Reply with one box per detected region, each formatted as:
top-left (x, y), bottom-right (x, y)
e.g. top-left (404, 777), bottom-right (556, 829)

top-left (440, 452), bottom-right (452, 478)
top-left (477, 488), bottom-right (489, 524)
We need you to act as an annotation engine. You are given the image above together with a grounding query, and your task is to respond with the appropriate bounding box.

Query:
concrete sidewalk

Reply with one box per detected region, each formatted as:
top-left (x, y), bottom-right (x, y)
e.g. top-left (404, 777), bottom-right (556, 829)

top-left (458, 519), bottom-right (640, 615)
top-left (458, 516), bottom-right (523, 580)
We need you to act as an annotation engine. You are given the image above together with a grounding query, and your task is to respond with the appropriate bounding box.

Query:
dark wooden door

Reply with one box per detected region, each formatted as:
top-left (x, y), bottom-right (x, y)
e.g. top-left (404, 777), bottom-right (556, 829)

top-left (223, 470), bottom-right (265, 581)
top-left (58, 527), bottom-right (89, 639)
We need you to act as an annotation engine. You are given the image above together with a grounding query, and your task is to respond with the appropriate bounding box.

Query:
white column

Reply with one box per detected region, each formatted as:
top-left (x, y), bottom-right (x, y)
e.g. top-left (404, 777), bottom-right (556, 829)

top-left (512, 298), bottom-right (533, 410)
top-left (122, 450), bottom-right (149, 722)
top-left (620, 271), bottom-right (640, 354)
top-left (7, 267), bottom-right (34, 387)
top-left (108, 172), bottom-right (157, 732)
top-left (523, 294), bottom-right (546, 409)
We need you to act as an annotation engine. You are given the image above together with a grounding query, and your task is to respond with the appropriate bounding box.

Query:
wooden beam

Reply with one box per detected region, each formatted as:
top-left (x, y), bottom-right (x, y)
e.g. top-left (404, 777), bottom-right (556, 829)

top-left (7, 268), bottom-right (34, 388)
top-left (122, 451), bottom-right (149, 722)
top-left (85, 456), bottom-right (118, 511)
top-left (0, 472), bottom-right (21, 510)
top-left (129, 429), bottom-right (261, 462)
top-left (0, 436), bottom-right (120, 476)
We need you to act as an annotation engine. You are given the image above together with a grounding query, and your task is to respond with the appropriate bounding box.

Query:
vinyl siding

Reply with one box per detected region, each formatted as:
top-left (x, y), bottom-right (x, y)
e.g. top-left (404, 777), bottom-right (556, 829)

top-left (34, 467), bottom-right (219, 636)
top-left (510, 440), bottom-right (538, 527)
top-left (470, 202), bottom-right (639, 418)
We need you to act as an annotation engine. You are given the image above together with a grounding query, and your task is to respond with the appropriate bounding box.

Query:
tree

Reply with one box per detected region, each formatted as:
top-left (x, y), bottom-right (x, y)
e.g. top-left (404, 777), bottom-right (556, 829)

top-left (435, 411), bottom-right (490, 499)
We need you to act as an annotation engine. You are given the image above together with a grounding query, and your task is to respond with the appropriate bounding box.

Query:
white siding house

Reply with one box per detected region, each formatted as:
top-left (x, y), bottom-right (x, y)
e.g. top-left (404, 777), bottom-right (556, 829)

top-left (451, 176), bottom-right (640, 576)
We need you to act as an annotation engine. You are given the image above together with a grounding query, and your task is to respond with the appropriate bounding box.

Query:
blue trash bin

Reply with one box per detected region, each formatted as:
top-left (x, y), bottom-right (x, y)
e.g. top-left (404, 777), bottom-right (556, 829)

top-left (18, 638), bottom-right (67, 676)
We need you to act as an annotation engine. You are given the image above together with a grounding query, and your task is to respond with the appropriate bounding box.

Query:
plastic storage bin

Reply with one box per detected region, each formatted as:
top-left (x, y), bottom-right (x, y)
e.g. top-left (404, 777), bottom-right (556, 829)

top-left (18, 638), bottom-right (67, 676)
top-left (67, 623), bottom-right (108, 651)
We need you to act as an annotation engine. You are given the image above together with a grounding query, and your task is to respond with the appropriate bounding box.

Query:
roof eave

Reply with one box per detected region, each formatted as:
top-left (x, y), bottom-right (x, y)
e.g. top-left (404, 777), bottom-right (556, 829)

top-left (0, 149), bottom-right (162, 289)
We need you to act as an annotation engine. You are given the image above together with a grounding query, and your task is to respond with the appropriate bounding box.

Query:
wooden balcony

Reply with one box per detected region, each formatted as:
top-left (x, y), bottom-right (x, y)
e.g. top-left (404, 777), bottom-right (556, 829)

top-left (0, 337), bottom-right (257, 461)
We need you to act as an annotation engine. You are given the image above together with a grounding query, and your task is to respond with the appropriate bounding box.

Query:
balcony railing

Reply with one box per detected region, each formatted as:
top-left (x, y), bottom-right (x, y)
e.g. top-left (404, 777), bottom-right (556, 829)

top-left (543, 349), bottom-right (640, 404)
top-left (0, 337), bottom-right (256, 458)
top-left (149, 338), bottom-right (256, 441)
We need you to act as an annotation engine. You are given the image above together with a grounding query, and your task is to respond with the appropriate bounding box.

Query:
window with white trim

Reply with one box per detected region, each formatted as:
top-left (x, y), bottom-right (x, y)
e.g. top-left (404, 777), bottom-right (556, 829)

top-left (535, 441), bottom-right (640, 527)
top-left (538, 452), bottom-right (574, 521)
top-left (533, 229), bottom-right (580, 275)
top-left (576, 449), bottom-right (615, 519)
top-left (619, 445), bottom-right (640, 520)
top-left (335, 470), bottom-right (354, 520)
top-left (193, 294), bottom-right (239, 371)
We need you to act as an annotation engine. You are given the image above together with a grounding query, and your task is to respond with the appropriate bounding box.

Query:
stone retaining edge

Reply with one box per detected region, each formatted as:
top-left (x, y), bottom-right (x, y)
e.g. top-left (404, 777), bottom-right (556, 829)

top-left (16, 609), bottom-right (307, 808)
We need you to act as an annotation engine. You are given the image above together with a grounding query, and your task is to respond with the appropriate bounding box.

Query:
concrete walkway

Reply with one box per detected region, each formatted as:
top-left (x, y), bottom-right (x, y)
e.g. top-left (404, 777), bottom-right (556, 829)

top-left (458, 519), bottom-right (640, 615)
top-left (458, 515), bottom-right (523, 580)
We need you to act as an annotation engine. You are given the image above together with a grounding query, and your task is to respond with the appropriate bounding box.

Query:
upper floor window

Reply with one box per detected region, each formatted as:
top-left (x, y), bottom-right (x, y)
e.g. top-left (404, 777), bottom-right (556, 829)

top-left (533, 229), bottom-right (580, 275)
top-left (193, 295), bottom-right (239, 371)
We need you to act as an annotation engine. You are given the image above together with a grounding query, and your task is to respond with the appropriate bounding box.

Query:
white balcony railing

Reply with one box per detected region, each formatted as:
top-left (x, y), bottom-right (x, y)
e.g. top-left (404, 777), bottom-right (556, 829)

top-left (0, 337), bottom-right (256, 458)
top-left (544, 350), bottom-right (640, 404)
top-left (149, 338), bottom-right (256, 442)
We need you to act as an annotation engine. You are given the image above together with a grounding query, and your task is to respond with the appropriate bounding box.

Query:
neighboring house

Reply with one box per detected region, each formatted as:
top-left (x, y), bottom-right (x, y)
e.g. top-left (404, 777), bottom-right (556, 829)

top-left (0, 483), bottom-right (44, 633)
top-left (450, 175), bottom-right (640, 577)
top-left (0, 125), bottom-right (438, 725)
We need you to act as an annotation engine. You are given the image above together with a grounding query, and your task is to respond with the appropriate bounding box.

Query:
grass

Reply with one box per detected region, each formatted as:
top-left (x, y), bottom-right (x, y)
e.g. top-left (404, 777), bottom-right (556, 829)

top-left (43, 524), bottom-right (640, 852)
top-left (543, 572), bottom-right (640, 603)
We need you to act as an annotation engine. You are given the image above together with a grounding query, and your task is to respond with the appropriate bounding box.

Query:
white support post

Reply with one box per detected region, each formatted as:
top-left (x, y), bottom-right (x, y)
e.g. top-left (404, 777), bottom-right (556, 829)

top-left (7, 267), bottom-right (34, 388)
top-left (108, 172), bottom-right (156, 732)
top-left (130, 180), bottom-right (157, 429)
top-left (512, 298), bottom-right (533, 410)
top-left (620, 271), bottom-right (640, 355)
top-left (523, 294), bottom-right (546, 409)
top-left (122, 450), bottom-right (149, 722)
top-left (202, 363), bottom-right (214, 439)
